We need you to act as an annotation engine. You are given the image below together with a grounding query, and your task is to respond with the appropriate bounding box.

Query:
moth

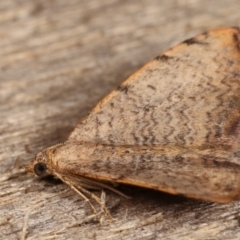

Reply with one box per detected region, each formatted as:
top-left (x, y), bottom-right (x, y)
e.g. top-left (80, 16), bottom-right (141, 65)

top-left (26, 27), bottom-right (240, 216)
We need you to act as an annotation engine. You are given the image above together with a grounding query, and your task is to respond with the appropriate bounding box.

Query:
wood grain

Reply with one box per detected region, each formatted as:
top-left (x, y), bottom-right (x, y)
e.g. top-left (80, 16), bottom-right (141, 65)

top-left (1, 0), bottom-right (240, 239)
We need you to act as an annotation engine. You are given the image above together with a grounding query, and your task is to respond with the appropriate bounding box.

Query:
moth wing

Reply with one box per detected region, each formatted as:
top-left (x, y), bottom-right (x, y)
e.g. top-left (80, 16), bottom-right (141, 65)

top-left (60, 144), bottom-right (240, 203)
top-left (110, 153), bottom-right (240, 203)
top-left (58, 28), bottom-right (240, 203)
top-left (119, 153), bottom-right (240, 203)
top-left (69, 27), bottom-right (240, 149)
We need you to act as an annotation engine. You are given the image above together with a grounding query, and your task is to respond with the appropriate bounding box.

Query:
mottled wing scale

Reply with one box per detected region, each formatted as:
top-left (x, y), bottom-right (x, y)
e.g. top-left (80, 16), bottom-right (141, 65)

top-left (69, 27), bottom-right (240, 149)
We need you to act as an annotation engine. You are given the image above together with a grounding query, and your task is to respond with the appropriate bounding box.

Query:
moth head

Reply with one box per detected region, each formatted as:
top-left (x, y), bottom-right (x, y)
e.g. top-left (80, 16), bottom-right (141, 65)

top-left (25, 150), bottom-right (53, 177)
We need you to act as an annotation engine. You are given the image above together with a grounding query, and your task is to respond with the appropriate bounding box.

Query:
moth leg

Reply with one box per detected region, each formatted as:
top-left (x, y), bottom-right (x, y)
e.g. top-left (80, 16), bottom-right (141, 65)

top-left (99, 191), bottom-right (106, 224)
top-left (75, 184), bottom-right (112, 220)
top-left (67, 174), bottom-right (131, 199)
top-left (100, 190), bottom-right (106, 205)
top-left (54, 173), bottom-right (112, 220)
top-left (55, 174), bottom-right (97, 214)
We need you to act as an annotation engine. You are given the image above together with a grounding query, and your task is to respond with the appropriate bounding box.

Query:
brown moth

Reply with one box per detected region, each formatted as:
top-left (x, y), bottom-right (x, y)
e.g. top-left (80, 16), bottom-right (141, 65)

top-left (26, 27), bottom-right (240, 216)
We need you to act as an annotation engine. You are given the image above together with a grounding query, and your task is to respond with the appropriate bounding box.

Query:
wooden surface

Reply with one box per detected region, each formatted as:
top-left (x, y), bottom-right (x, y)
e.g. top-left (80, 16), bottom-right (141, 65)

top-left (1, 0), bottom-right (240, 239)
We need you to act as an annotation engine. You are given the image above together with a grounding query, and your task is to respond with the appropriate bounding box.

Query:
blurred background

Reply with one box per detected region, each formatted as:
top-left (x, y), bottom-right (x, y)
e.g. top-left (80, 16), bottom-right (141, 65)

top-left (1, 0), bottom-right (240, 239)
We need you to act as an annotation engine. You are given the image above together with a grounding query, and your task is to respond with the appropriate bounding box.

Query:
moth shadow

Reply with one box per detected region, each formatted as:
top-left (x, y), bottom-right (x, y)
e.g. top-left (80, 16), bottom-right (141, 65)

top-left (111, 185), bottom-right (215, 215)
top-left (119, 185), bottom-right (189, 205)
top-left (27, 175), bottom-right (216, 218)
top-left (39, 175), bottom-right (63, 185)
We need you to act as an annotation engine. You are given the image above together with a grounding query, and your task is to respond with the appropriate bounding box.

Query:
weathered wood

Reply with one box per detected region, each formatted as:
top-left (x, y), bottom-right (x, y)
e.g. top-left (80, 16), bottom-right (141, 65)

top-left (1, 0), bottom-right (240, 239)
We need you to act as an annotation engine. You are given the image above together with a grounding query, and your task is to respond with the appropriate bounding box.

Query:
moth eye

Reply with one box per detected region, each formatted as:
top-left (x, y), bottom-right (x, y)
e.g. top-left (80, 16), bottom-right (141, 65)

top-left (34, 162), bottom-right (47, 177)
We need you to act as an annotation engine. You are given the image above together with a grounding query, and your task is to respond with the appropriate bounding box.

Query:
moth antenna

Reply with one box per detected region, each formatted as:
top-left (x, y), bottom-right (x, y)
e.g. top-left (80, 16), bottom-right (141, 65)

top-left (45, 142), bottom-right (66, 151)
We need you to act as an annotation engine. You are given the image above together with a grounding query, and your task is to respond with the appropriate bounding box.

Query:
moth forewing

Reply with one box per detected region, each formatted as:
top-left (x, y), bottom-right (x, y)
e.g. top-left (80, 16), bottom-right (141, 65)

top-left (48, 142), bottom-right (240, 203)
